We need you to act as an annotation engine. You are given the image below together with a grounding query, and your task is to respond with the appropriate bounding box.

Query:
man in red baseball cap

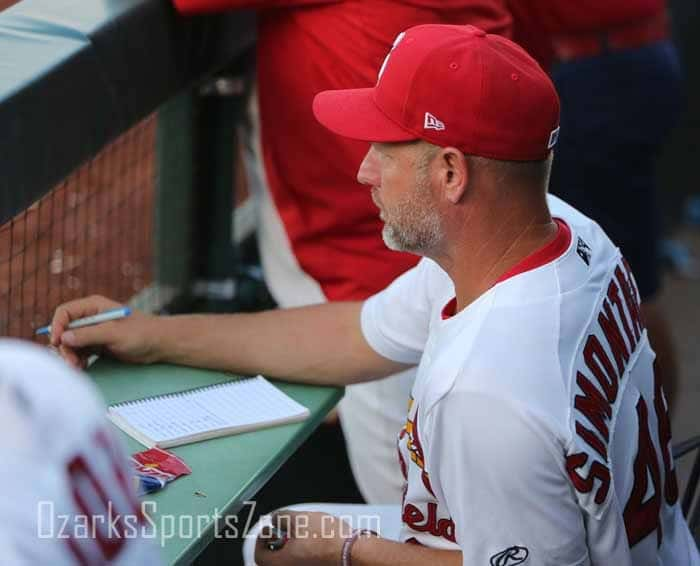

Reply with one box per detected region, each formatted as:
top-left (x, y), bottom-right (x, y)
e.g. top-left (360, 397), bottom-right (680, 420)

top-left (49, 24), bottom-right (699, 566)
top-left (258, 24), bottom-right (695, 565)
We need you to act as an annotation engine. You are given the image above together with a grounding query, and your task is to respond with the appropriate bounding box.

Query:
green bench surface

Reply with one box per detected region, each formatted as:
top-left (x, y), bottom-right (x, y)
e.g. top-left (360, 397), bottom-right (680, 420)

top-left (89, 358), bottom-right (343, 565)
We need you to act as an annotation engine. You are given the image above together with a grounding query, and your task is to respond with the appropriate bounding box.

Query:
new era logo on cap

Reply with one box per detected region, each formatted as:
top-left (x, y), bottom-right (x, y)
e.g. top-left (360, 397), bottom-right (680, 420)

top-left (548, 127), bottom-right (560, 149)
top-left (424, 112), bottom-right (445, 131)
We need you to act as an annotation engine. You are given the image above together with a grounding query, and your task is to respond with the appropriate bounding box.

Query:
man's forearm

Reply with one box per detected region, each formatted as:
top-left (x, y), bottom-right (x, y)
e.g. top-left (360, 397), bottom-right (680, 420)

top-left (353, 536), bottom-right (462, 566)
top-left (152, 301), bottom-right (407, 386)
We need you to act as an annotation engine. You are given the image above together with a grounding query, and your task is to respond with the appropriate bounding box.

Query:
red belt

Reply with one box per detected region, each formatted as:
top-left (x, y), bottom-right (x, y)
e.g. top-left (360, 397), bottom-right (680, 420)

top-left (552, 12), bottom-right (669, 61)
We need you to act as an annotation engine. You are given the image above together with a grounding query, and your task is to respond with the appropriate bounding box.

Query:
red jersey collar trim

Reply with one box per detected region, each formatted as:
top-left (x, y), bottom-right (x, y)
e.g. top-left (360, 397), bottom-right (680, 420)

top-left (441, 297), bottom-right (458, 320)
top-left (441, 218), bottom-right (572, 320)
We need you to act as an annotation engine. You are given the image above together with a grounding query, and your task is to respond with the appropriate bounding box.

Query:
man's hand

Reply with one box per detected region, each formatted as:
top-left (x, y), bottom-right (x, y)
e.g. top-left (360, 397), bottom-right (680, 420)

top-left (49, 295), bottom-right (160, 369)
top-left (255, 510), bottom-right (350, 566)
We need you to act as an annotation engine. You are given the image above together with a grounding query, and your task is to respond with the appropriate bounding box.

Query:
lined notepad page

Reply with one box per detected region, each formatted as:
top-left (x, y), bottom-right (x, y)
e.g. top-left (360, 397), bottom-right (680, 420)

top-left (109, 376), bottom-right (309, 446)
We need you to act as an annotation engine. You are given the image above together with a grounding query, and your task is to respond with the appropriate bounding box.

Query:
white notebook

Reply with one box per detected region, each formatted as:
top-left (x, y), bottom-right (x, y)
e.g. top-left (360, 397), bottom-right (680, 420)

top-left (107, 375), bottom-right (310, 448)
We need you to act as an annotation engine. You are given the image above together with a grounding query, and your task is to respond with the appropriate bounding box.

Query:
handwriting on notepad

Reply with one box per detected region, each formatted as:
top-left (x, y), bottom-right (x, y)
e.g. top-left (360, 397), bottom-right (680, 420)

top-left (108, 376), bottom-right (311, 448)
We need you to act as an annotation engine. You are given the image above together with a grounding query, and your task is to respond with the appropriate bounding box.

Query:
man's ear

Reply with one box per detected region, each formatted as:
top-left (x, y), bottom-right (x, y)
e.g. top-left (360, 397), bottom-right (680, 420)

top-left (437, 147), bottom-right (468, 204)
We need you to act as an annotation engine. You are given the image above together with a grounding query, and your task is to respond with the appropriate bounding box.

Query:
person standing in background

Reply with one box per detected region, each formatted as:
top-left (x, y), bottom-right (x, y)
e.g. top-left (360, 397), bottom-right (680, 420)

top-left (509, 0), bottom-right (683, 413)
top-left (171, 0), bottom-right (513, 504)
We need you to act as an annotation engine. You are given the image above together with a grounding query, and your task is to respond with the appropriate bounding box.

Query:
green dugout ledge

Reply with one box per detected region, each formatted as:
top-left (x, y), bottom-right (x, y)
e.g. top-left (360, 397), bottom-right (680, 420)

top-left (89, 359), bottom-right (343, 565)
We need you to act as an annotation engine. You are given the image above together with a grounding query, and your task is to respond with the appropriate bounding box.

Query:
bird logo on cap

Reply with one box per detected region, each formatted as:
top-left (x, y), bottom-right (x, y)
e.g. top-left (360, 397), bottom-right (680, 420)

top-left (377, 31), bottom-right (406, 83)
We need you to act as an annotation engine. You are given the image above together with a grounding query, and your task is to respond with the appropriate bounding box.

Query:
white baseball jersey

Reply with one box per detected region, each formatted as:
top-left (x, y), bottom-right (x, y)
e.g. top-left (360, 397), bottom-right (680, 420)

top-left (0, 340), bottom-right (161, 565)
top-left (361, 195), bottom-right (699, 565)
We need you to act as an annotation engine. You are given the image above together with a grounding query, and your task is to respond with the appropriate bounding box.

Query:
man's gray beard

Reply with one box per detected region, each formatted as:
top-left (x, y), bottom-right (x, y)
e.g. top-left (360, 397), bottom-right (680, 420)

top-left (379, 153), bottom-right (443, 254)
top-left (381, 200), bottom-right (443, 253)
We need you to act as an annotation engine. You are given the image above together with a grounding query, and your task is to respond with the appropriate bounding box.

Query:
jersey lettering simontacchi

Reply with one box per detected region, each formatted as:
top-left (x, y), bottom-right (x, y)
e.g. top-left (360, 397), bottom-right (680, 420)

top-left (361, 195), bottom-right (699, 565)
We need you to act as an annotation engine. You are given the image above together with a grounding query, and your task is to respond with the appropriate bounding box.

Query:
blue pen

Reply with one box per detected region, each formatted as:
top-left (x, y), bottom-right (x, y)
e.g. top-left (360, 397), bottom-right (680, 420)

top-left (35, 306), bottom-right (132, 336)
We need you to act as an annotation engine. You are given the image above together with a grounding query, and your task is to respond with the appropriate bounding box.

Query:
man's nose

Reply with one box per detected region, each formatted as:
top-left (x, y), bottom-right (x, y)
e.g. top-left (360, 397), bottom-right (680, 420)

top-left (357, 148), bottom-right (381, 187)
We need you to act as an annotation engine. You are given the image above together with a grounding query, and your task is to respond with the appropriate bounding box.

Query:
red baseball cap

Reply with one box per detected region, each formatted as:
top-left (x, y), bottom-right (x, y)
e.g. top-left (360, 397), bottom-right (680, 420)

top-left (313, 25), bottom-right (560, 161)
